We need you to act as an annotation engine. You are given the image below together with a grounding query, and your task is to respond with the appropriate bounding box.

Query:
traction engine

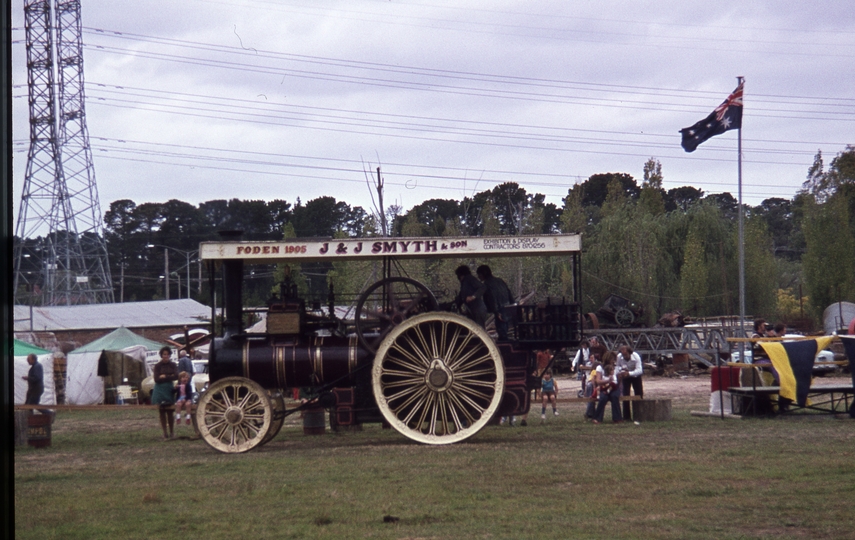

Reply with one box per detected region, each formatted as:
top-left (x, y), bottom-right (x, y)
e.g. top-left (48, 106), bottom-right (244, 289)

top-left (196, 234), bottom-right (583, 453)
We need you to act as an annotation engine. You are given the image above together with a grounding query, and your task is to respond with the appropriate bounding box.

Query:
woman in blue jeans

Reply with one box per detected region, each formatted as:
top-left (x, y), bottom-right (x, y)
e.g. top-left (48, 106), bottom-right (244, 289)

top-left (593, 363), bottom-right (623, 424)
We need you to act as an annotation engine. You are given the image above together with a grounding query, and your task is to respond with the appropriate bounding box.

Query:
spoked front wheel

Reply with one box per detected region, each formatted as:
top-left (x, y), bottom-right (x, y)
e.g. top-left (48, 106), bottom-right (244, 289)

top-left (196, 377), bottom-right (272, 453)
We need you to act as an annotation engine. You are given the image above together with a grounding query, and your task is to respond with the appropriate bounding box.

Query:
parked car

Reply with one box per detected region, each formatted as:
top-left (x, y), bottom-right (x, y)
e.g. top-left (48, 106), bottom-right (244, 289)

top-left (192, 360), bottom-right (209, 394)
top-left (139, 359), bottom-right (209, 403)
top-left (729, 337), bottom-right (836, 375)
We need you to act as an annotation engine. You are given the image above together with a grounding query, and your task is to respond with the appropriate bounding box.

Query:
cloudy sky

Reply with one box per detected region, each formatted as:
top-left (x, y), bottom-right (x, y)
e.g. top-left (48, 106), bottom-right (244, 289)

top-left (11, 0), bottom-right (855, 232)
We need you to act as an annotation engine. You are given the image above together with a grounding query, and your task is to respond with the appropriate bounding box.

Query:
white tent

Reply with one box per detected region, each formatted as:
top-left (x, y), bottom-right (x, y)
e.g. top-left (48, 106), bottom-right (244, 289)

top-left (65, 328), bottom-right (165, 405)
top-left (13, 340), bottom-right (56, 406)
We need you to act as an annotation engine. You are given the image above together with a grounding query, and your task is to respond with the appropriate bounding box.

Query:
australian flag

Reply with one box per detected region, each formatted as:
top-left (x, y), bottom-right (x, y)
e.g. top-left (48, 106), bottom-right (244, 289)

top-left (680, 82), bottom-right (743, 152)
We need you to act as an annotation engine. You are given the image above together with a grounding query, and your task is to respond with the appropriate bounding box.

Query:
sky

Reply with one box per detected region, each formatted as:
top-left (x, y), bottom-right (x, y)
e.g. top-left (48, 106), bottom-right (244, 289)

top-left (10, 0), bottom-right (855, 234)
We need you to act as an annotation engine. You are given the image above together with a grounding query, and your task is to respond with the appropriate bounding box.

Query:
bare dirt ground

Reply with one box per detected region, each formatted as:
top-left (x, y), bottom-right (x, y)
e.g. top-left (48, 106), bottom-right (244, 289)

top-left (553, 372), bottom-right (711, 410)
top-left (554, 370), bottom-right (852, 412)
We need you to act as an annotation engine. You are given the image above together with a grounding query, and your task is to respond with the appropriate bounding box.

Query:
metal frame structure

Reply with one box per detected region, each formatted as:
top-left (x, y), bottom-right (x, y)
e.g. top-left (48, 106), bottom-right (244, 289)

top-left (14, 0), bottom-right (113, 306)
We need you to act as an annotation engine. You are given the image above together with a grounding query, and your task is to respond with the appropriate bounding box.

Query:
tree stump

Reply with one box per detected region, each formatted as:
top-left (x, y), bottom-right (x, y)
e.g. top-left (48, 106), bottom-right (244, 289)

top-left (632, 399), bottom-right (672, 422)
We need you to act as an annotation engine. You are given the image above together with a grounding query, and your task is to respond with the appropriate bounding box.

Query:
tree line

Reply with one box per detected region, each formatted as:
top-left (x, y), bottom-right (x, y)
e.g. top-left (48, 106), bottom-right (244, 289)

top-left (16, 147), bottom-right (855, 328)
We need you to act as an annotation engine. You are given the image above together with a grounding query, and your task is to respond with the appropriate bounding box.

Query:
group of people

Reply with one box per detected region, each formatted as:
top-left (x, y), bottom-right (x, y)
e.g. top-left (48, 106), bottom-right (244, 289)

top-left (454, 264), bottom-right (514, 340)
top-left (753, 318), bottom-right (786, 339)
top-left (151, 347), bottom-right (196, 440)
top-left (573, 339), bottom-right (644, 424)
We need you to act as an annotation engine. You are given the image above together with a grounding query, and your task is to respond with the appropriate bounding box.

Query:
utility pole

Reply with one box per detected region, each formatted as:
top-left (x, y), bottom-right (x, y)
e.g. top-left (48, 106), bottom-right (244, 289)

top-left (13, 0), bottom-right (114, 305)
top-left (376, 167), bottom-right (387, 236)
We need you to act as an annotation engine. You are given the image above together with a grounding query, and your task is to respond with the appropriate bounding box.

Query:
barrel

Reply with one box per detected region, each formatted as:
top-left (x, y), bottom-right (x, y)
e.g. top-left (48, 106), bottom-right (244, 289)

top-left (302, 406), bottom-right (326, 435)
top-left (27, 413), bottom-right (52, 448)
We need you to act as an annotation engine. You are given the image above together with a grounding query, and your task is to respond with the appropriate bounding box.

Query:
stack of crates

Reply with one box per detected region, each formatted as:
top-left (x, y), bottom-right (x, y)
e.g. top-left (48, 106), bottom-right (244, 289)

top-left (514, 297), bottom-right (582, 346)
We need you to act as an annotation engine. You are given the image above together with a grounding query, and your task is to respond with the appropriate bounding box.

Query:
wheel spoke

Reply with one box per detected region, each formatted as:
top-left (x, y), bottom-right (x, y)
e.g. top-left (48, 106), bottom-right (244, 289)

top-left (446, 391), bottom-right (477, 425)
top-left (451, 381), bottom-right (493, 402)
top-left (236, 390), bottom-right (256, 410)
top-left (446, 337), bottom-right (482, 370)
top-left (393, 385), bottom-right (429, 418)
top-left (207, 418), bottom-right (227, 435)
top-left (381, 362), bottom-right (426, 377)
top-left (397, 333), bottom-right (432, 368)
top-left (454, 367), bottom-right (497, 379)
top-left (385, 382), bottom-right (426, 403)
top-left (441, 323), bottom-right (464, 361)
top-left (427, 399), bottom-right (437, 435)
top-left (437, 394), bottom-right (453, 435)
top-left (400, 387), bottom-right (431, 424)
top-left (206, 399), bottom-right (228, 412)
top-left (414, 391), bottom-right (436, 431)
top-left (452, 352), bottom-right (494, 374)
top-left (382, 376), bottom-right (425, 388)
top-left (442, 393), bottom-right (465, 432)
top-left (454, 379), bottom-right (497, 390)
top-left (220, 388), bottom-right (235, 408)
top-left (448, 388), bottom-right (489, 416)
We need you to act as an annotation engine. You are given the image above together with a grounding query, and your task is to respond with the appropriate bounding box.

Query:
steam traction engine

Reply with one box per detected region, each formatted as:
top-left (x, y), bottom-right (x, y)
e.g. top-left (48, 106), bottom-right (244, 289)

top-left (196, 234), bottom-right (583, 453)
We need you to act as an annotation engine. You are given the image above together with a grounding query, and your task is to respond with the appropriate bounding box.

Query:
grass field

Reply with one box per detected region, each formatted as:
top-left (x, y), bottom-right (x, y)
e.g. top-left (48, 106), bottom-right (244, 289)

top-left (14, 377), bottom-right (855, 540)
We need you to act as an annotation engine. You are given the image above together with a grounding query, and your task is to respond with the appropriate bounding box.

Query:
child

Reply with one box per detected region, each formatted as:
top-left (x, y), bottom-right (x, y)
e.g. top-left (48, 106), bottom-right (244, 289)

top-left (593, 364), bottom-right (623, 424)
top-left (540, 370), bottom-right (559, 420)
top-left (174, 371), bottom-right (194, 425)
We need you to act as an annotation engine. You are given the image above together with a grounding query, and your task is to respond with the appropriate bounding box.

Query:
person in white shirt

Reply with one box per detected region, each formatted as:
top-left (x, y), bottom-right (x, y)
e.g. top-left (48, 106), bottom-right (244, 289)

top-left (617, 345), bottom-right (644, 421)
top-left (572, 340), bottom-right (591, 397)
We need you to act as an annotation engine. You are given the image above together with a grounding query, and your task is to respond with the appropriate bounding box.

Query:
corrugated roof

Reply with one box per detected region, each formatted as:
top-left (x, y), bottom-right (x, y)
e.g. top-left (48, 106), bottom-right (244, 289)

top-left (14, 299), bottom-right (212, 332)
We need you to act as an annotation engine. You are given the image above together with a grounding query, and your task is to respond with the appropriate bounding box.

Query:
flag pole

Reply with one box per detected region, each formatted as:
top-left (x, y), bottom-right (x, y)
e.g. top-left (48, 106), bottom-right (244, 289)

top-left (737, 76), bottom-right (746, 353)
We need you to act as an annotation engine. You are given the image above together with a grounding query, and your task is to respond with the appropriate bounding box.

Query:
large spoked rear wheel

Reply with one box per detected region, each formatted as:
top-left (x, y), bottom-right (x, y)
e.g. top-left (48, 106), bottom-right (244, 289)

top-left (196, 377), bottom-right (272, 453)
top-left (372, 312), bottom-right (504, 445)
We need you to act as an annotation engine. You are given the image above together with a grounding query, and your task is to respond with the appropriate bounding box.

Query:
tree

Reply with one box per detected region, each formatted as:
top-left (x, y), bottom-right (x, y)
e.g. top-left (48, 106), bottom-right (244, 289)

top-left (583, 186), bottom-right (674, 321)
top-left (665, 186), bottom-right (704, 212)
top-left (703, 192), bottom-right (739, 223)
top-left (801, 193), bottom-right (855, 316)
top-left (579, 172), bottom-right (640, 208)
top-left (753, 197), bottom-right (800, 260)
top-left (680, 223), bottom-right (709, 315)
top-left (394, 198), bottom-right (460, 237)
top-left (560, 185), bottom-right (587, 234)
top-left (291, 196), bottom-right (366, 237)
top-left (666, 201), bottom-right (735, 316)
top-left (639, 158), bottom-right (666, 216)
top-left (741, 216), bottom-right (778, 317)
top-left (157, 199), bottom-right (205, 248)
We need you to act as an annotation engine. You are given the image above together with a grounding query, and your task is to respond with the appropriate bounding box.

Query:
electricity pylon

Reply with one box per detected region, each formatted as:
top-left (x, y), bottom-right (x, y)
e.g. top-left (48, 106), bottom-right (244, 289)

top-left (14, 0), bottom-right (114, 305)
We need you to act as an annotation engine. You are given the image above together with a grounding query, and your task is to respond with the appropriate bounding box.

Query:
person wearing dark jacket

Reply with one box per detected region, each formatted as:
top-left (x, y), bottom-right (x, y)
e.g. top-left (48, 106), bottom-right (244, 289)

top-left (455, 265), bottom-right (488, 328)
top-left (476, 265), bottom-right (514, 340)
top-left (22, 353), bottom-right (44, 405)
top-left (152, 346), bottom-right (179, 439)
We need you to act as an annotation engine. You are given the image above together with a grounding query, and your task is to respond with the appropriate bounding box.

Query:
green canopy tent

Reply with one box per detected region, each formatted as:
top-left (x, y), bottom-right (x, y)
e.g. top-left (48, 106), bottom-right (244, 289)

top-left (66, 328), bottom-right (165, 404)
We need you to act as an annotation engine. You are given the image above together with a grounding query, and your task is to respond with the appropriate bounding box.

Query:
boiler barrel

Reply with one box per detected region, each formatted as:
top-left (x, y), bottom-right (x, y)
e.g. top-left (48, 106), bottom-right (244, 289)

top-left (210, 335), bottom-right (372, 389)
